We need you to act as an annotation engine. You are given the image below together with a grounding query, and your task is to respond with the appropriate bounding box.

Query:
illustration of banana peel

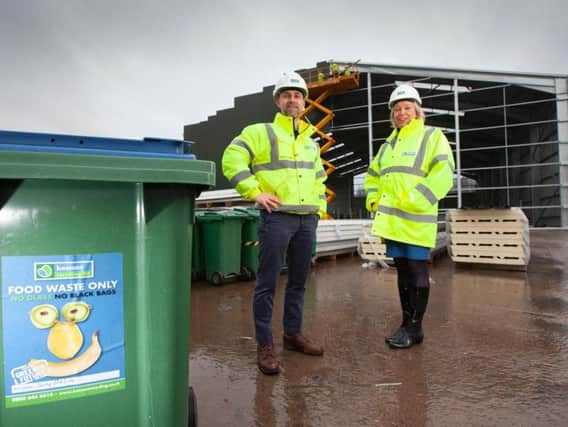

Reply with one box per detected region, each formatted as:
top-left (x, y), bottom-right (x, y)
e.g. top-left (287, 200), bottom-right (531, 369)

top-left (28, 331), bottom-right (102, 378)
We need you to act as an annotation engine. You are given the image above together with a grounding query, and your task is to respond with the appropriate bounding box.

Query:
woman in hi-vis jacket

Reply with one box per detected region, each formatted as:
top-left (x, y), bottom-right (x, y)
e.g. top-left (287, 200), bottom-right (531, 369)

top-left (364, 84), bottom-right (455, 349)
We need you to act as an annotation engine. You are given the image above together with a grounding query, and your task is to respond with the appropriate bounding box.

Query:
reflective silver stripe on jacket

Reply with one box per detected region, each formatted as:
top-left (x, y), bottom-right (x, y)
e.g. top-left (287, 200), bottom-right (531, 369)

top-left (378, 127), bottom-right (436, 175)
top-left (380, 166), bottom-right (426, 177)
top-left (319, 194), bottom-right (326, 200)
top-left (428, 154), bottom-right (454, 172)
top-left (253, 160), bottom-right (315, 172)
top-left (249, 123), bottom-right (315, 173)
top-left (377, 205), bottom-right (438, 223)
top-left (377, 139), bottom-right (391, 166)
top-left (274, 204), bottom-right (319, 213)
top-left (367, 167), bottom-right (379, 177)
top-left (230, 138), bottom-right (255, 161)
top-left (230, 170), bottom-right (254, 187)
top-left (416, 183), bottom-right (438, 204)
top-left (316, 169), bottom-right (326, 179)
top-left (412, 127), bottom-right (436, 170)
top-left (365, 187), bottom-right (378, 194)
top-left (265, 123), bottom-right (279, 162)
top-left (387, 134), bottom-right (398, 149)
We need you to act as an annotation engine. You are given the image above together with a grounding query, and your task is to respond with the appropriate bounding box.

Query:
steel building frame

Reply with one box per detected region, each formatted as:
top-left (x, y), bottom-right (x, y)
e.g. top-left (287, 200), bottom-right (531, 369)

top-left (324, 61), bottom-right (568, 227)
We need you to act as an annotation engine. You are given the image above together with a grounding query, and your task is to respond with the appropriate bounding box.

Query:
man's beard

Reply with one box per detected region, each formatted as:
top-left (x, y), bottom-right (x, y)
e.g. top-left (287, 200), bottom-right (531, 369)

top-left (283, 104), bottom-right (303, 118)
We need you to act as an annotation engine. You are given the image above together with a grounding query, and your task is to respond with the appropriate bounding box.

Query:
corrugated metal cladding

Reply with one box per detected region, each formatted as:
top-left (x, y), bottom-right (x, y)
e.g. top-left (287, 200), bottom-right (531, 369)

top-left (184, 61), bottom-right (568, 227)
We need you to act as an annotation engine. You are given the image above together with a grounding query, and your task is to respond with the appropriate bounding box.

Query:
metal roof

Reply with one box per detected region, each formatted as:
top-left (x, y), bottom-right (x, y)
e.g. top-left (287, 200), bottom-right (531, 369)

top-left (331, 59), bottom-right (567, 91)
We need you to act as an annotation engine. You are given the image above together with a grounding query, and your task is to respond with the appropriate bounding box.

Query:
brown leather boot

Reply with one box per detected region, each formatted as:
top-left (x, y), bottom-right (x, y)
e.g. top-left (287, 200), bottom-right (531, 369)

top-left (283, 333), bottom-right (324, 356)
top-left (257, 344), bottom-right (280, 375)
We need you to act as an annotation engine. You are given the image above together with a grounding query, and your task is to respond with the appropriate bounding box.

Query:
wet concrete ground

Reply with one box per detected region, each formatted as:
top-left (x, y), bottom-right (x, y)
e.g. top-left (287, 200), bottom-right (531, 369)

top-left (189, 230), bottom-right (568, 427)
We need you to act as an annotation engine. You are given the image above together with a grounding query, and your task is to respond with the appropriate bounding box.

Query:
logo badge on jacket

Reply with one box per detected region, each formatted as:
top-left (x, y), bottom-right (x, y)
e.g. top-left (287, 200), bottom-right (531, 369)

top-left (402, 151), bottom-right (417, 156)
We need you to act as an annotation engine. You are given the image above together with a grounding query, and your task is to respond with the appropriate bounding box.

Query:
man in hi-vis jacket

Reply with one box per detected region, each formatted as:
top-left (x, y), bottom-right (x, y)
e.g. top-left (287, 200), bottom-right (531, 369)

top-left (222, 71), bottom-right (326, 375)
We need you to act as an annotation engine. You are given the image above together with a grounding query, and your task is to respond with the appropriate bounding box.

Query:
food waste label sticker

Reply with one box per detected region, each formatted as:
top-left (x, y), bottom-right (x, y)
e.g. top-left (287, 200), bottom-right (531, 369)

top-left (1, 253), bottom-right (125, 408)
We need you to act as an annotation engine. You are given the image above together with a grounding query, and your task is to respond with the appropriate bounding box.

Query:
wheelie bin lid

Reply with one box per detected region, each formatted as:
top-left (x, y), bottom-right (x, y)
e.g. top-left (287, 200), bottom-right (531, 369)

top-left (232, 207), bottom-right (261, 218)
top-left (0, 130), bottom-right (215, 188)
top-left (195, 209), bottom-right (250, 222)
top-left (0, 129), bottom-right (194, 158)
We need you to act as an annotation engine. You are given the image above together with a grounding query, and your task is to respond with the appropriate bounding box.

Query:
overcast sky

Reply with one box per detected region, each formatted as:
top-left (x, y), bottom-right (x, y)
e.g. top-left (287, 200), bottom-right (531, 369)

top-left (1, 0), bottom-right (567, 141)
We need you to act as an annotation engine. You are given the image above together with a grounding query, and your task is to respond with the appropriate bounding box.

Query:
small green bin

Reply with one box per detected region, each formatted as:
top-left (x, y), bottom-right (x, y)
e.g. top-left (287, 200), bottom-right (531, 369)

top-left (233, 207), bottom-right (260, 281)
top-left (195, 210), bottom-right (248, 285)
top-left (0, 132), bottom-right (215, 427)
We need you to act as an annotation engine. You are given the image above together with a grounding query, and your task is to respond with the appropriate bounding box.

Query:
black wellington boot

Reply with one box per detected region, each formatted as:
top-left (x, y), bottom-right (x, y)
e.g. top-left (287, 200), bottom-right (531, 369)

top-left (389, 287), bottom-right (429, 349)
top-left (408, 287), bottom-right (429, 344)
top-left (385, 259), bottom-right (412, 344)
top-left (385, 284), bottom-right (411, 344)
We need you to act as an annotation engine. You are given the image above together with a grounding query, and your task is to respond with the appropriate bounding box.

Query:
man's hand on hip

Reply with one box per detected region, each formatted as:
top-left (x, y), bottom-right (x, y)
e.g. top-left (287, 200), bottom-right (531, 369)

top-left (255, 194), bottom-right (282, 213)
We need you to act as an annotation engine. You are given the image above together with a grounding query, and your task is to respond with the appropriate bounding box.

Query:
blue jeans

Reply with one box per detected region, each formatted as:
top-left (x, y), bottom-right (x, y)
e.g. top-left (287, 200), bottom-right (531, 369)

top-left (254, 211), bottom-right (318, 345)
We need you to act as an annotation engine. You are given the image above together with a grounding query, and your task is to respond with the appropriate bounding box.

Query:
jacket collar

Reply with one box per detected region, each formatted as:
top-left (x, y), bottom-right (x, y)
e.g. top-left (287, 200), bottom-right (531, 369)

top-left (395, 118), bottom-right (424, 136)
top-left (273, 112), bottom-right (316, 136)
top-left (388, 118), bottom-right (425, 144)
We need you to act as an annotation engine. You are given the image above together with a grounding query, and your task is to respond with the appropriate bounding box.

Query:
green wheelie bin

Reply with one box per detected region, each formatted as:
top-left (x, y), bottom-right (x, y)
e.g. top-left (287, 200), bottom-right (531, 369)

top-left (195, 209), bottom-right (248, 285)
top-left (0, 130), bottom-right (215, 427)
top-left (233, 207), bottom-right (260, 281)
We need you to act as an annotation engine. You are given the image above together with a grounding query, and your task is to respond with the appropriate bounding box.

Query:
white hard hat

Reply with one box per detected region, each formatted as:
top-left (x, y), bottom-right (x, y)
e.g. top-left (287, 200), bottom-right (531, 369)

top-left (388, 84), bottom-right (422, 109)
top-left (273, 71), bottom-right (308, 100)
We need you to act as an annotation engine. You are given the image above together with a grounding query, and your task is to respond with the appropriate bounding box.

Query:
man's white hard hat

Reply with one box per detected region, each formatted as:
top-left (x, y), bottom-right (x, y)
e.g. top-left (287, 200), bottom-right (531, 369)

top-left (273, 71), bottom-right (308, 100)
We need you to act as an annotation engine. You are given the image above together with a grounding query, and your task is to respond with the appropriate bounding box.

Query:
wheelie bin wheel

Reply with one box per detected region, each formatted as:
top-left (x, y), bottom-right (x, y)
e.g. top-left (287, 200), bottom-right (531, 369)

top-left (210, 272), bottom-right (223, 286)
top-left (240, 266), bottom-right (255, 281)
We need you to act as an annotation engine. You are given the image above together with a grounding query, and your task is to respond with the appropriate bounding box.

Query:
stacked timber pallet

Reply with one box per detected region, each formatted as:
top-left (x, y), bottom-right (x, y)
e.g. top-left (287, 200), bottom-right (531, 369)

top-left (357, 225), bottom-right (390, 263)
top-left (446, 208), bottom-right (530, 269)
top-left (357, 225), bottom-right (448, 264)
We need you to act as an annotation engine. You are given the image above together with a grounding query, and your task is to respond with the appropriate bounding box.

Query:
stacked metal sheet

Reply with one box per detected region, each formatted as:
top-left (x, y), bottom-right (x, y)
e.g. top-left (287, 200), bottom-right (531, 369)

top-left (315, 219), bottom-right (373, 259)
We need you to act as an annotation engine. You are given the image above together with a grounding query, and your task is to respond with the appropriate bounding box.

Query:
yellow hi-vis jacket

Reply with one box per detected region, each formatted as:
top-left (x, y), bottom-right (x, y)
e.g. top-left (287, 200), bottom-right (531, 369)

top-left (222, 112), bottom-right (327, 217)
top-left (363, 119), bottom-right (455, 248)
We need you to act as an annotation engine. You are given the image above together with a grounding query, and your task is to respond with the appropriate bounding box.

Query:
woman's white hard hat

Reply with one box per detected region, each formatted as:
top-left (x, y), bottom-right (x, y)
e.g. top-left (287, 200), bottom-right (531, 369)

top-left (389, 84), bottom-right (422, 109)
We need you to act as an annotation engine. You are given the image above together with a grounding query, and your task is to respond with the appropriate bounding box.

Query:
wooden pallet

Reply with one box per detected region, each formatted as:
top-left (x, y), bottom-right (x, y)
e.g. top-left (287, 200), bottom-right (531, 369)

top-left (357, 224), bottom-right (391, 264)
top-left (449, 234), bottom-right (527, 245)
top-left (357, 227), bottom-right (447, 264)
top-left (447, 208), bottom-right (528, 223)
top-left (448, 221), bottom-right (526, 233)
top-left (449, 245), bottom-right (528, 259)
top-left (358, 236), bottom-right (391, 262)
top-left (450, 239), bottom-right (528, 251)
top-left (446, 208), bottom-right (530, 268)
top-left (449, 252), bottom-right (527, 267)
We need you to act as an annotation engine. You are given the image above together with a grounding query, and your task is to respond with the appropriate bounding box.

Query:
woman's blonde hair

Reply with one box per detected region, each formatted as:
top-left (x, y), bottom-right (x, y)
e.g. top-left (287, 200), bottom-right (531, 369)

top-left (390, 102), bottom-right (425, 128)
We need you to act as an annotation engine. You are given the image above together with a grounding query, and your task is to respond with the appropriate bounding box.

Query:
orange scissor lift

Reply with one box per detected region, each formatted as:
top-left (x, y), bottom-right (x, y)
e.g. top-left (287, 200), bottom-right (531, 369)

top-left (299, 64), bottom-right (360, 218)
